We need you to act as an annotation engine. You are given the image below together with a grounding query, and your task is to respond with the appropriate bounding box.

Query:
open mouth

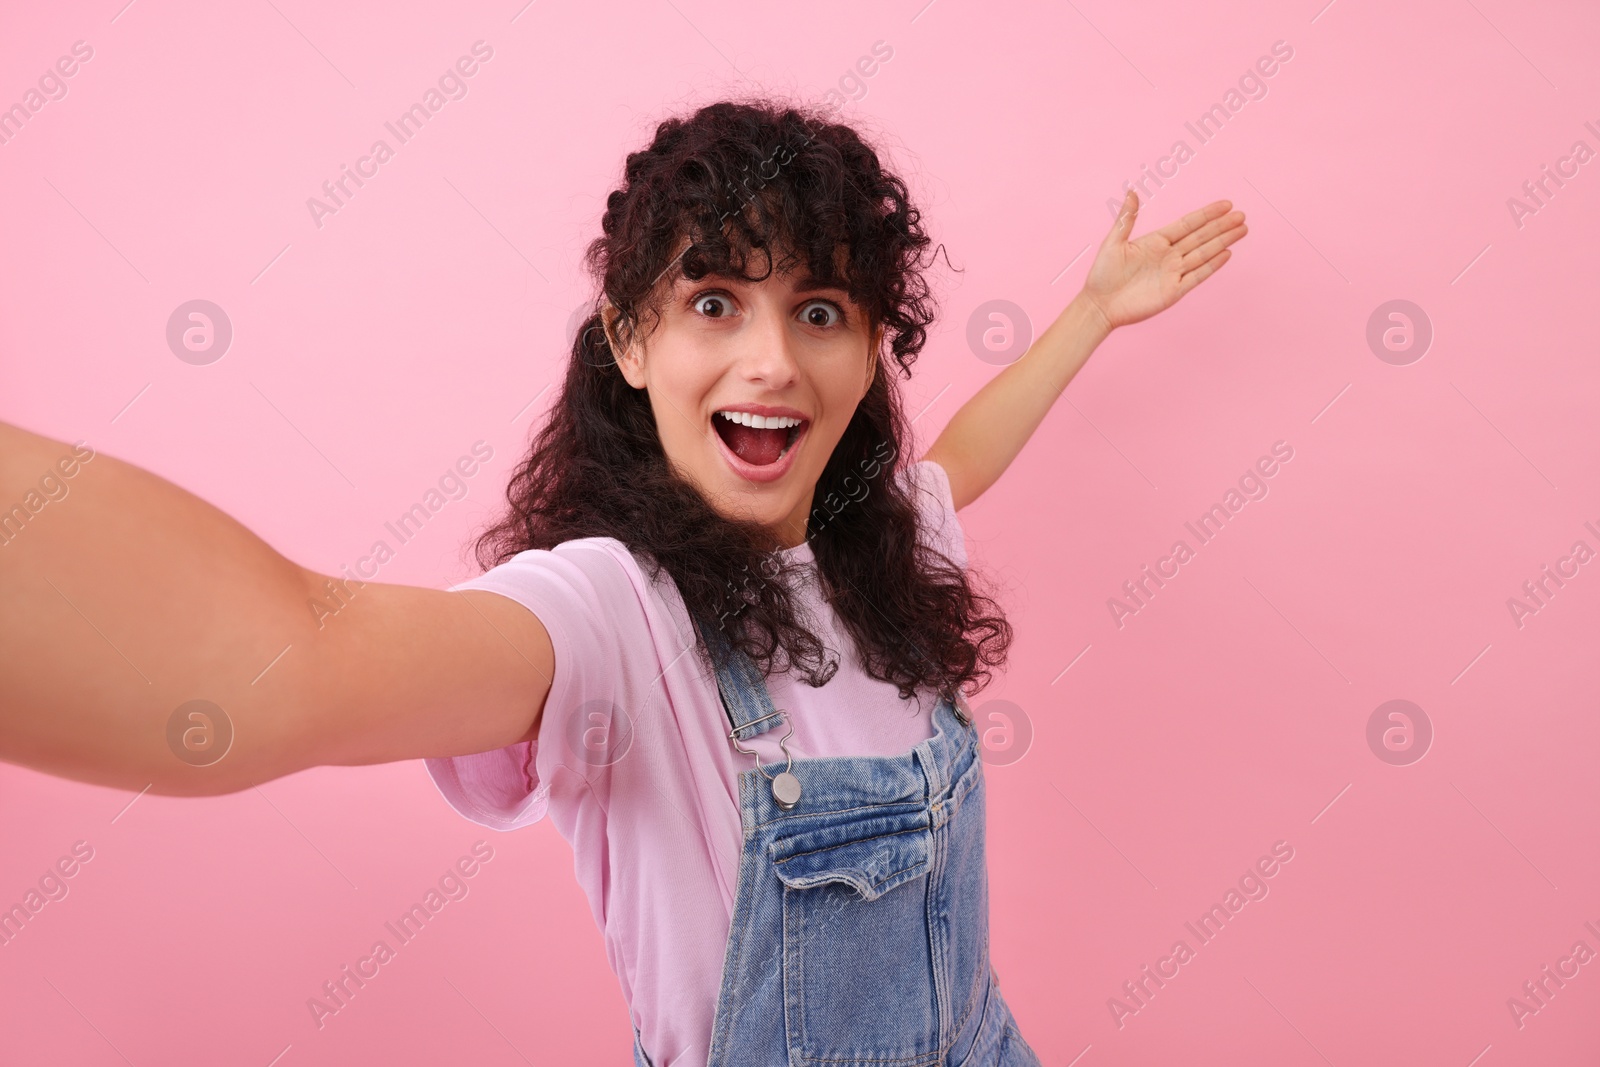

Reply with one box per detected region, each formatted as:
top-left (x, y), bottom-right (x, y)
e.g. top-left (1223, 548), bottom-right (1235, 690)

top-left (712, 410), bottom-right (807, 468)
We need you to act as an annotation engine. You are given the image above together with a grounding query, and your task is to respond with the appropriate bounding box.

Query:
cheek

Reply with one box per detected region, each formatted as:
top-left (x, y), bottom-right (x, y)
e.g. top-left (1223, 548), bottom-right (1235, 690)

top-left (646, 363), bottom-right (720, 445)
top-left (818, 354), bottom-right (871, 411)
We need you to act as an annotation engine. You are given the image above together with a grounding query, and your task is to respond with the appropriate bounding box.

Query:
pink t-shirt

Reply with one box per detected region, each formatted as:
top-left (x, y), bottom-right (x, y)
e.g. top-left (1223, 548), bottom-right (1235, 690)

top-left (424, 459), bottom-right (967, 1066)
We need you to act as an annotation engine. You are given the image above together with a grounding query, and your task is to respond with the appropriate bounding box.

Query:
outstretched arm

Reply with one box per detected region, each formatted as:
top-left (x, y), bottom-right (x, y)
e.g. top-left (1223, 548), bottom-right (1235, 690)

top-left (0, 420), bottom-right (553, 796)
top-left (923, 191), bottom-right (1247, 510)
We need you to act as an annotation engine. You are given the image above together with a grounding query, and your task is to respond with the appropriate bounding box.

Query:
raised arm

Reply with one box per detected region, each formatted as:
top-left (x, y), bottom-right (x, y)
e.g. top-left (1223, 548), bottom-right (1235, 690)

top-left (0, 420), bottom-right (553, 797)
top-left (923, 191), bottom-right (1246, 510)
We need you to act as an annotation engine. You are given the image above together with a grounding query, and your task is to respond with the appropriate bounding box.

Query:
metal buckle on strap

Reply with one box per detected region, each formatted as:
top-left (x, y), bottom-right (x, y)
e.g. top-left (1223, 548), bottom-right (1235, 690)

top-left (731, 712), bottom-right (803, 811)
top-left (695, 613), bottom-right (804, 810)
top-left (727, 710), bottom-right (784, 740)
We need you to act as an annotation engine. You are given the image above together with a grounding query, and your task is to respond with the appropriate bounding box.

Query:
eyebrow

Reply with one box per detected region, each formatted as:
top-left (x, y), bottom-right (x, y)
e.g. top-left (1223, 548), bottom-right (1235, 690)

top-left (677, 270), bottom-right (849, 296)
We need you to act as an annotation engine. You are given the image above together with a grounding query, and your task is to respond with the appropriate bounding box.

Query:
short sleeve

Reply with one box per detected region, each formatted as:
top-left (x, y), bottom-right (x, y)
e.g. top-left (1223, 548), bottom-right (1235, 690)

top-left (423, 540), bottom-right (634, 831)
top-left (905, 458), bottom-right (968, 571)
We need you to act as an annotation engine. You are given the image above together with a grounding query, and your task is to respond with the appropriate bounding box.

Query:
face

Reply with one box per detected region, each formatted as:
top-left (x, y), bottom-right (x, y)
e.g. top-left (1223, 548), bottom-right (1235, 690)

top-left (608, 253), bottom-right (880, 548)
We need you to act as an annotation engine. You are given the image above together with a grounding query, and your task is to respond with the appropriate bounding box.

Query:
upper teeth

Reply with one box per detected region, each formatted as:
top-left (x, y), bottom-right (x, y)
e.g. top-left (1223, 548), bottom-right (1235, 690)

top-left (717, 411), bottom-right (802, 429)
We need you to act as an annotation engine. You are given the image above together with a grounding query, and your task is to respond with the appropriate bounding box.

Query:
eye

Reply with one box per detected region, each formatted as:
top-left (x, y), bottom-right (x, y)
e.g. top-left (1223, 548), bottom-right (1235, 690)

top-left (799, 300), bottom-right (845, 329)
top-left (690, 291), bottom-right (736, 319)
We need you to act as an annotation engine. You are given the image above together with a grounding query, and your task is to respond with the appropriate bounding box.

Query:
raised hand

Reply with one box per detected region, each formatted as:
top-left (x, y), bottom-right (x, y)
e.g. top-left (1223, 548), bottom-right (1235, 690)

top-left (1081, 191), bottom-right (1247, 332)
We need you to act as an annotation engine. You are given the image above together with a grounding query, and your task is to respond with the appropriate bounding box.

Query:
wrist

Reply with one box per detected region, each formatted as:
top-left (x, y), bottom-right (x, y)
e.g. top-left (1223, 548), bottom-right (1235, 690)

top-left (1068, 291), bottom-right (1115, 341)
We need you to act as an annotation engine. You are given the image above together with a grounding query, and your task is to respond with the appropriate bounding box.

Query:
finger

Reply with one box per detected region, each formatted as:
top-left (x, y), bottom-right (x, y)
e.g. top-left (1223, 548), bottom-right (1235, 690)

top-left (1175, 248), bottom-right (1231, 295)
top-left (1179, 221), bottom-right (1248, 269)
top-left (1152, 199), bottom-right (1233, 245)
top-left (1172, 211), bottom-right (1246, 257)
top-left (1103, 190), bottom-right (1140, 246)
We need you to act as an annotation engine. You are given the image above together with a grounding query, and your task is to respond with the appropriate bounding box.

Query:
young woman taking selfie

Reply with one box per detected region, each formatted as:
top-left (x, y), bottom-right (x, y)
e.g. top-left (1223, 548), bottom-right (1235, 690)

top-left (0, 98), bottom-right (1244, 1065)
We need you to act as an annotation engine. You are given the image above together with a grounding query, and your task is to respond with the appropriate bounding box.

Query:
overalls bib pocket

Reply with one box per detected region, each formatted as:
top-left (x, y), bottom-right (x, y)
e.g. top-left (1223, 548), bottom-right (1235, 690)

top-left (773, 812), bottom-right (942, 1065)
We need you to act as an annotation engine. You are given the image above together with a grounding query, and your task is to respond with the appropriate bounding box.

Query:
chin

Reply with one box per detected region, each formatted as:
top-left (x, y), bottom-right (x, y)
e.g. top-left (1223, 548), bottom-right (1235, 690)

top-left (702, 480), bottom-right (795, 529)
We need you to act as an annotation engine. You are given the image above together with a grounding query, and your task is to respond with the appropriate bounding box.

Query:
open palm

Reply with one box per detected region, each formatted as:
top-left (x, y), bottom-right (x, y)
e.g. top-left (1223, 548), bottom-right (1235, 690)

top-left (1082, 191), bottom-right (1247, 331)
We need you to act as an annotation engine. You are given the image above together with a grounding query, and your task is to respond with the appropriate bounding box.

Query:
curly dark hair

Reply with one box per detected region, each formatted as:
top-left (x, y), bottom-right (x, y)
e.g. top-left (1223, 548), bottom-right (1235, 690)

top-left (471, 96), bottom-right (1011, 702)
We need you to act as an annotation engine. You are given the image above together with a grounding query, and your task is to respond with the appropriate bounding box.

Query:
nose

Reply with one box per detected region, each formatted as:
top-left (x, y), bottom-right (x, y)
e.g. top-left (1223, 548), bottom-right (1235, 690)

top-left (733, 302), bottom-right (800, 389)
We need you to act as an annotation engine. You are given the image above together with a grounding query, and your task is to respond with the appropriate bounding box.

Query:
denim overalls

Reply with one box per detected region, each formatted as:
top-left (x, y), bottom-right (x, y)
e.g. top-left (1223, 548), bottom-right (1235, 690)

top-left (631, 617), bottom-right (1042, 1067)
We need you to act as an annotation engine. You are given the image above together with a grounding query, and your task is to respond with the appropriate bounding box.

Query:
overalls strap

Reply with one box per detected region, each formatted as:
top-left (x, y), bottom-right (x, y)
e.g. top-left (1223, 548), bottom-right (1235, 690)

top-left (691, 613), bottom-right (788, 744)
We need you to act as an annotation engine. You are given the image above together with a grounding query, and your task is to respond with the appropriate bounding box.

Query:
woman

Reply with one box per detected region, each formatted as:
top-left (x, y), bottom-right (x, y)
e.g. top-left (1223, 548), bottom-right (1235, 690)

top-left (0, 98), bottom-right (1244, 1064)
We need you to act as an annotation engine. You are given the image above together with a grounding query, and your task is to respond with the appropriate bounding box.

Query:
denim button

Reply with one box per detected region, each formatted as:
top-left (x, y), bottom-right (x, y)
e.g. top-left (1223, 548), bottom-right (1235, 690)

top-left (772, 771), bottom-right (802, 809)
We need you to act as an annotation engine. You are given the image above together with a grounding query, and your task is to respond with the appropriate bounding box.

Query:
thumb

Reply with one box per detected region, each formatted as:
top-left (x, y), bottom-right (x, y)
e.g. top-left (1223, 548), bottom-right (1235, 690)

top-left (1104, 189), bottom-right (1139, 246)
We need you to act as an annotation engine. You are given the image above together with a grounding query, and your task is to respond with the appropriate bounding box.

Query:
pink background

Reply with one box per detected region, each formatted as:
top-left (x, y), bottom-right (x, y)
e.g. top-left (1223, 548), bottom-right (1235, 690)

top-left (3, 0), bottom-right (1599, 1063)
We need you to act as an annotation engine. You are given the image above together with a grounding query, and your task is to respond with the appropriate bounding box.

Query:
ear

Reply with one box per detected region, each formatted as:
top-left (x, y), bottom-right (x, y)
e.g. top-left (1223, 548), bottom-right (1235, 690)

top-left (863, 324), bottom-right (882, 396)
top-left (602, 301), bottom-right (646, 388)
